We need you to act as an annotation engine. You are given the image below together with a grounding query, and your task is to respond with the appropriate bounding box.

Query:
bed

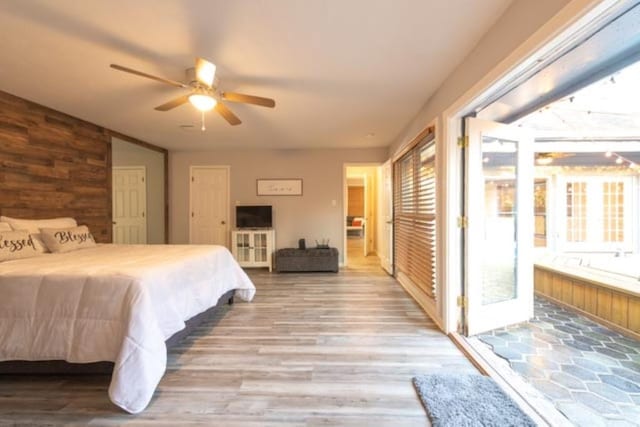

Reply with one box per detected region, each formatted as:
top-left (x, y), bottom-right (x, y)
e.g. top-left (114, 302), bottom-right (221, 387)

top-left (0, 243), bottom-right (256, 414)
top-left (346, 216), bottom-right (364, 237)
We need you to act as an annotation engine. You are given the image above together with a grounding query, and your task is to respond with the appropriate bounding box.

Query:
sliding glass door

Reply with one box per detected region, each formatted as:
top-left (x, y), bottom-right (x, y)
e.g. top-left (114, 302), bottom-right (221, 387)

top-left (394, 133), bottom-right (437, 301)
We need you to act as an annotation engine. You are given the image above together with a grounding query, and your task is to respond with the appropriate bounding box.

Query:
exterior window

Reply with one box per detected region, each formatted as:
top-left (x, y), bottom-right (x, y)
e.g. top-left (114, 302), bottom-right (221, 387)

top-left (561, 177), bottom-right (632, 251)
top-left (566, 182), bottom-right (587, 242)
top-left (603, 181), bottom-right (625, 243)
top-left (534, 180), bottom-right (547, 247)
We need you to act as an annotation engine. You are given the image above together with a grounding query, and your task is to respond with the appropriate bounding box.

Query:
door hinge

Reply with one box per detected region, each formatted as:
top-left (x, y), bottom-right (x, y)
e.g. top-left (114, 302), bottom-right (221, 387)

top-left (142, 177), bottom-right (145, 183)
top-left (191, 176), bottom-right (194, 182)
top-left (457, 135), bottom-right (469, 148)
top-left (191, 212), bottom-right (194, 218)
top-left (142, 212), bottom-right (145, 218)
top-left (457, 216), bottom-right (468, 228)
top-left (457, 295), bottom-right (468, 308)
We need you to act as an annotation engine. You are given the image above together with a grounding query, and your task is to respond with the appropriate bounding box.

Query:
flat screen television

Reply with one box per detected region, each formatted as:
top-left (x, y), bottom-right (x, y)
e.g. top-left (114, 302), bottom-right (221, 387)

top-left (236, 205), bottom-right (272, 228)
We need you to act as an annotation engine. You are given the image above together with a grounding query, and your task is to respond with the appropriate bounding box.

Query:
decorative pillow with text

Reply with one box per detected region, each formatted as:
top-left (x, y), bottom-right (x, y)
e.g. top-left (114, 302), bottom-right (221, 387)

top-left (0, 216), bottom-right (77, 254)
top-left (40, 225), bottom-right (97, 253)
top-left (0, 230), bottom-right (42, 262)
top-left (0, 222), bottom-right (12, 232)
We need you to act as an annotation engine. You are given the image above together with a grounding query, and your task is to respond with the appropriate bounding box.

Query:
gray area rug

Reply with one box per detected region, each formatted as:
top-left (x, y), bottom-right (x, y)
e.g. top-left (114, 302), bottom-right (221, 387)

top-left (413, 374), bottom-right (537, 427)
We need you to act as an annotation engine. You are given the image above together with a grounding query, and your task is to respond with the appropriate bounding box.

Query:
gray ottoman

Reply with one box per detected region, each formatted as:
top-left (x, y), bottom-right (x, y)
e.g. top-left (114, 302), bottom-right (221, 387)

top-left (276, 248), bottom-right (339, 273)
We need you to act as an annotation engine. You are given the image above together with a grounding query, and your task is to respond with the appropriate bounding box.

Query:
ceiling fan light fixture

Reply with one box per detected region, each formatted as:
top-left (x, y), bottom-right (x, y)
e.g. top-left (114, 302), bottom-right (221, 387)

top-left (536, 155), bottom-right (553, 165)
top-left (189, 93), bottom-right (217, 112)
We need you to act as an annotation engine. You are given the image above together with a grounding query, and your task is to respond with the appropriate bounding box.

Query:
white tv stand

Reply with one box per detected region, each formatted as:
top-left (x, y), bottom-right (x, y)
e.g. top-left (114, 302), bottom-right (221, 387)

top-left (231, 228), bottom-right (275, 272)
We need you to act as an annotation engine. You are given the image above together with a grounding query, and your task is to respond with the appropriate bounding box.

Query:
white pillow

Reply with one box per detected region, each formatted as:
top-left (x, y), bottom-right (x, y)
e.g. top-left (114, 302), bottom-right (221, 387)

top-left (0, 216), bottom-right (77, 253)
top-left (40, 225), bottom-right (96, 253)
top-left (0, 230), bottom-right (42, 262)
top-left (0, 222), bottom-right (11, 232)
top-left (0, 216), bottom-right (77, 233)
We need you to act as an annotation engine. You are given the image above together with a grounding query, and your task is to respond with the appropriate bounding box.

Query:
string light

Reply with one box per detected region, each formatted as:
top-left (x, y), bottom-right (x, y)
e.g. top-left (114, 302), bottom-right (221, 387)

top-left (606, 151), bottom-right (638, 169)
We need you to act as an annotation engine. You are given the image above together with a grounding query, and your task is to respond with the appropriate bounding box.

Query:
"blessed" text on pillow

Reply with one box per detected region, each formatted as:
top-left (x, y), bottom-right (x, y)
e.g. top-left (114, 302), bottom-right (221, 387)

top-left (0, 234), bottom-right (37, 253)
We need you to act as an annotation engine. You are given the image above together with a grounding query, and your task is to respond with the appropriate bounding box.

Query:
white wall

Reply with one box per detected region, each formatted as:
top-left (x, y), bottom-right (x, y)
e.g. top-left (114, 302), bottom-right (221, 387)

top-left (111, 138), bottom-right (166, 244)
top-left (168, 0), bottom-right (573, 274)
top-left (388, 0), bottom-right (571, 156)
top-left (169, 148), bottom-right (387, 262)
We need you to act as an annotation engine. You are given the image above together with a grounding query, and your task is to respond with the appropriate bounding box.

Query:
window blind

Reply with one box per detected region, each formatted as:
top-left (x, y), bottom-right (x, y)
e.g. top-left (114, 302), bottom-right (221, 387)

top-left (393, 134), bottom-right (436, 300)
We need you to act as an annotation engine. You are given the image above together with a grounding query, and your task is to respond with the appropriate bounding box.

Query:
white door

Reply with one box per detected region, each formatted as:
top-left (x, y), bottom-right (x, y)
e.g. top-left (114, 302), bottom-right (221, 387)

top-left (378, 160), bottom-right (393, 274)
top-left (189, 166), bottom-right (229, 246)
top-left (112, 167), bottom-right (147, 244)
top-left (465, 118), bottom-right (534, 336)
top-left (363, 175), bottom-right (370, 257)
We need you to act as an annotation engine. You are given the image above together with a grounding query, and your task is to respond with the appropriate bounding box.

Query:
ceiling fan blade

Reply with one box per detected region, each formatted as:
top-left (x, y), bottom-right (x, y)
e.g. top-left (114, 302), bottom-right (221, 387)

top-left (215, 102), bottom-right (242, 126)
top-left (222, 92), bottom-right (276, 108)
top-left (154, 95), bottom-right (190, 111)
top-left (195, 57), bottom-right (216, 88)
top-left (110, 64), bottom-right (187, 88)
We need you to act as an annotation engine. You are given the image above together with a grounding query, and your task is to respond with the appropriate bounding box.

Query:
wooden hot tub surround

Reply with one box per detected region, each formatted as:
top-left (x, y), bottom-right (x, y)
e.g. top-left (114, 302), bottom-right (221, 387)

top-left (534, 262), bottom-right (640, 340)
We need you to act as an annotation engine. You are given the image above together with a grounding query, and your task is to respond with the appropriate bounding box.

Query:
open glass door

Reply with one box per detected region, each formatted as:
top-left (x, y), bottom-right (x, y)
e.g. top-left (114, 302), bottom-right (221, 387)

top-left (465, 117), bottom-right (534, 336)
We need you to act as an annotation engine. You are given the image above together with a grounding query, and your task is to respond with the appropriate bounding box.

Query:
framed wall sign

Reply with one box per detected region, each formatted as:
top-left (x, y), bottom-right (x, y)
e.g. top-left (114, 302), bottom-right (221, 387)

top-left (257, 179), bottom-right (303, 196)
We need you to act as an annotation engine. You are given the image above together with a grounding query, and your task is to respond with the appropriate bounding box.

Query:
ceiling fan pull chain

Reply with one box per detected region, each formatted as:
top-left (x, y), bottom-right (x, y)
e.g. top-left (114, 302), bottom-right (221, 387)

top-left (201, 110), bottom-right (206, 131)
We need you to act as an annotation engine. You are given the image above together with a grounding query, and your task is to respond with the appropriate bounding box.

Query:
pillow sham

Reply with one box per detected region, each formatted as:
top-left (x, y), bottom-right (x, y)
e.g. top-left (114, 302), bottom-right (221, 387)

top-left (0, 216), bottom-right (78, 233)
top-left (40, 225), bottom-right (96, 253)
top-left (0, 216), bottom-right (77, 253)
top-left (0, 222), bottom-right (12, 232)
top-left (0, 230), bottom-right (42, 262)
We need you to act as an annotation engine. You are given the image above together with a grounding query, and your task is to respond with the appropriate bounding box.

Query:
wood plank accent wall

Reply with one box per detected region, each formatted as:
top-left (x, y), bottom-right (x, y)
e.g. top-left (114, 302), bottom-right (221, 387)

top-left (534, 265), bottom-right (640, 340)
top-left (0, 91), bottom-right (112, 242)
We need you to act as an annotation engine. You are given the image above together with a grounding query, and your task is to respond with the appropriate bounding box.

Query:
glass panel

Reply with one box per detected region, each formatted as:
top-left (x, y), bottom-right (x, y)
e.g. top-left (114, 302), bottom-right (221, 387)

top-left (237, 233), bottom-right (250, 262)
top-left (242, 247), bottom-right (251, 262)
top-left (481, 136), bottom-right (517, 305)
top-left (534, 179), bottom-right (547, 247)
top-left (256, 248), bottom-right (267, 262)
top-left (603, 181), bottom-right (624, 243)
top-left (566, 181), bottom-right (587, 242)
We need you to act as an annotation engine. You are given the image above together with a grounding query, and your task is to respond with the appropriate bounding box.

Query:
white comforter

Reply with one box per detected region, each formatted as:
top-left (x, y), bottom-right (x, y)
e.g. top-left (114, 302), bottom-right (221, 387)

top-left (0, 244), bottom-right (255, 413)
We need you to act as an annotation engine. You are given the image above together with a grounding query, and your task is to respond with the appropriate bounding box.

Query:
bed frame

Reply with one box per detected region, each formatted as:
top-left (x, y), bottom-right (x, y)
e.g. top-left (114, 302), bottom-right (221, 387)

top-left (0, 290), bottom-right (235, 375)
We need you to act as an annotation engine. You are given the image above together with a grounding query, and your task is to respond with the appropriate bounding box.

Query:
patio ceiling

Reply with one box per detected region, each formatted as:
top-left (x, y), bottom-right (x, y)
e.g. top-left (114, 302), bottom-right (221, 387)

top-left (514, 60), bottom-right (640, 139)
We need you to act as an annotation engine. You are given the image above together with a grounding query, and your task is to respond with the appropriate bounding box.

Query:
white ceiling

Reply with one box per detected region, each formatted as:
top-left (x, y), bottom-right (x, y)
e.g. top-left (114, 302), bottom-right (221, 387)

top-left (0, 0), bottom-right (512, 151)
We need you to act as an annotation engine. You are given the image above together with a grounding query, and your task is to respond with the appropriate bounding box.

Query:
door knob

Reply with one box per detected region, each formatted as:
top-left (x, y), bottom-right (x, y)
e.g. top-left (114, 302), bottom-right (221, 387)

top-left (221, 221), bottom-right (226, 225)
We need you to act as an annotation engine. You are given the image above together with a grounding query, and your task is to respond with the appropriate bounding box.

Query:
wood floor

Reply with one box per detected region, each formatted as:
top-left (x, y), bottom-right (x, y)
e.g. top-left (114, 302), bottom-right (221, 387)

top-left (0, 265), bottom-right (477, 426)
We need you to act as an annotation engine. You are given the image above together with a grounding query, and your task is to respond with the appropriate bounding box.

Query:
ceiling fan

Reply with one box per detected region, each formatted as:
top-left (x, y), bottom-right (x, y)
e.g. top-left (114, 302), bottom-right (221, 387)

top-left (110, 57), bottom-right (275, 128)
top-left (535, 152), bottom-right (574, 165)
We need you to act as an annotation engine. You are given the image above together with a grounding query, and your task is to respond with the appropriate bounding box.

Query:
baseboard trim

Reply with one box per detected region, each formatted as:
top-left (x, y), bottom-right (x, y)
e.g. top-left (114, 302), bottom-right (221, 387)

top-left (395, 272), bottom-right (442, 330)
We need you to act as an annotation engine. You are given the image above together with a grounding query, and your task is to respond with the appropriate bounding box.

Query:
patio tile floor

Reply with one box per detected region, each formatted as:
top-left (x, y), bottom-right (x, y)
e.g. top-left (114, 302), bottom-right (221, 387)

top-left (479, 297), bottom-right (640, 426)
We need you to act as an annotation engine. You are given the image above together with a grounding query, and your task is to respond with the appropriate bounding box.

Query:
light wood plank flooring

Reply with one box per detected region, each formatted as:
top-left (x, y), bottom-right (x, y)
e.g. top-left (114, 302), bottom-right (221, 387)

top-left (0, 266), bottom-right (477, 426)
